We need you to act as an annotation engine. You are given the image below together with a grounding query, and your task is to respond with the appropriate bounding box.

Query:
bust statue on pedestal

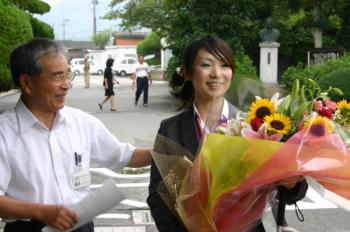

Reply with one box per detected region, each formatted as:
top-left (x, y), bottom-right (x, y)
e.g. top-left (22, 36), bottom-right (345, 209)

top-left (259, 17), bottom-right (280, 43)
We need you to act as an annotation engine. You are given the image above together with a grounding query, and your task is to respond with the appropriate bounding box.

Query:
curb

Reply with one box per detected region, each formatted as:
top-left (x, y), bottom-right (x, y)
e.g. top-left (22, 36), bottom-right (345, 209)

top-left (0, 89), bottom-right (19, 98)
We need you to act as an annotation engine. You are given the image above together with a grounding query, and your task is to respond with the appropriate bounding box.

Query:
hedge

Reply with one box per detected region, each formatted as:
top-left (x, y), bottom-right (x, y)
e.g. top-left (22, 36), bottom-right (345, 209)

top-left (0, 3), bottom-right (33, 92)
top-left (318, 68), bottom-right (350, 102)
top-left (281, 53), bottom-right (350, 92)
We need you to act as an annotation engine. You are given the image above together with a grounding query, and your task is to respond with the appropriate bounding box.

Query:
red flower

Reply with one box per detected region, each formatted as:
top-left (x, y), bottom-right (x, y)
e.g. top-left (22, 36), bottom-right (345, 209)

top-left (250, 118), bottom-right (264, 132)
top-left (318, 108), bottom-right (333, 119)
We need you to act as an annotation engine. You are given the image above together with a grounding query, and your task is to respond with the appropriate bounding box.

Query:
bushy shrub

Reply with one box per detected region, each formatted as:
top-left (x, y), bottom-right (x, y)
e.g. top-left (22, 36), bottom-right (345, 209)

top-left (165, 56), bottom-right (180, 81)
top-left (281, 53), bottom-right (350, 92)
top-left (30, 16), bottom-right (54, 39)
top-left (145, 58), bottom-right (160, 66)
top-left (0, 64), bottom-right (12, 91)
top-left (318, 68), bottom-right (350, 102)
top-left (0, 4), bottom-right (33, 92)
top-left (235, 51), bottom-right (258, 80)
top-left (137, 32), bottom-right (161, 58)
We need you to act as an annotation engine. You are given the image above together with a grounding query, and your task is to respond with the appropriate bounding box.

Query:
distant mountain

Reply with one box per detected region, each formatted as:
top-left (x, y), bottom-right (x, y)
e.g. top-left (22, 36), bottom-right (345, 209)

top-left (38, 0), bottom-right (120, 41)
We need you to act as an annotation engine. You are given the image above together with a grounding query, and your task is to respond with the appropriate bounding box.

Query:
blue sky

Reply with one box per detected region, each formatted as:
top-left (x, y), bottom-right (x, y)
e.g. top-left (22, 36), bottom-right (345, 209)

top-left (38, 0), bottom-right (121, 41)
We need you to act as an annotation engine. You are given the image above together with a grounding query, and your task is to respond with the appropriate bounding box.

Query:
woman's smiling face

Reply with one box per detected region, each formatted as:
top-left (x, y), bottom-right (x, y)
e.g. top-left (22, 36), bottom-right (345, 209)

top-left (188, 48), bottom-right (233, 104)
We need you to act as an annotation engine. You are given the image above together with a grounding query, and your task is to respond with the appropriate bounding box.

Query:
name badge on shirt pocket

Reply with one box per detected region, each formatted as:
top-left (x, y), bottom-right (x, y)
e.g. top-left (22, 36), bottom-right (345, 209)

top-left (72, 168), bottom-right (91, 189)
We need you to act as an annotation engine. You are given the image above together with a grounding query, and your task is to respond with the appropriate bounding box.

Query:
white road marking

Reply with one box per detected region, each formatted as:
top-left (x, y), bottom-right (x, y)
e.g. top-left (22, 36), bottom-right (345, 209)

top-left (90, 168), bottom-right (150, 178)
top-left (287, 187), bottom-right (337, 210)
top-left (96, 213), bottom-right (130, 219)
top-left (121, 199), bottom-right (148, 208)
top-left (90, 183), bottom-right (149, 188)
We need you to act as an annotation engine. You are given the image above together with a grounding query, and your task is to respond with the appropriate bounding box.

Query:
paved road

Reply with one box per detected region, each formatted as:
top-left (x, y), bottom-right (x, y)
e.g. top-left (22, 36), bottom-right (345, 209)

top-left (1, 75), bottom-right (350, 231)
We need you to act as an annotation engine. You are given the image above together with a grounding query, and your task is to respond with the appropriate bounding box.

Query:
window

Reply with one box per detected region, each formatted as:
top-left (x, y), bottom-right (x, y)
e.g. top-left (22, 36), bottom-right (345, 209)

top-left (128, 59), bottom-right (136, 64)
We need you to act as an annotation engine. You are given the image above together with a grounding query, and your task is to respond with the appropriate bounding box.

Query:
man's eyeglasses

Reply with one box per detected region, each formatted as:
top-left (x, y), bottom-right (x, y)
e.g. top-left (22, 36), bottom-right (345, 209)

top-left (47, 72), bottom-right (75, 83)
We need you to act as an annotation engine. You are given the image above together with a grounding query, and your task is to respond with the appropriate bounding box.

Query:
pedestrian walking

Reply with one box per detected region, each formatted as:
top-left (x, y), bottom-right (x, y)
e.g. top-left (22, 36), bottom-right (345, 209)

top-left (0, 38), bottom-right (151, 232)
top-left (83, 56), bottom-right (90, 88)
top-left (98, 58), bottom-right (119, 111)
top-left (132, 54), bottom-right (152, 107)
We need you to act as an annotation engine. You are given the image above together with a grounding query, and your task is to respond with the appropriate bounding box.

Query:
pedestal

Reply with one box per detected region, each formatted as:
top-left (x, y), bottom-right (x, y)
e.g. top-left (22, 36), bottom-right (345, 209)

top-left (259, 42), bottom-right (280, 84)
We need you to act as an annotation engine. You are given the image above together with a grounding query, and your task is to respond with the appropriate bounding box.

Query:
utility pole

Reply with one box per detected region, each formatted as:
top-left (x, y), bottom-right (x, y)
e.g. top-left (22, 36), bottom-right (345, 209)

top-left (92, 0), bottom-right (98, 38)
top-left (62, 18), bottom-right (69, 40)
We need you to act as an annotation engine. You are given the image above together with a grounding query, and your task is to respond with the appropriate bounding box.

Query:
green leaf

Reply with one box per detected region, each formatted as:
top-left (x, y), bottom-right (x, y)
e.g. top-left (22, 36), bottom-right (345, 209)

top-left (293, 102), bottom-right (308, 124)
top-left (278, 95), bottom-right (291, 112)
top-left (331, 87), bottom-right (344, 96)
top-left (291, 79), bottom-right (300, 100)
top-left (300, 85), bottom-right (306, 104)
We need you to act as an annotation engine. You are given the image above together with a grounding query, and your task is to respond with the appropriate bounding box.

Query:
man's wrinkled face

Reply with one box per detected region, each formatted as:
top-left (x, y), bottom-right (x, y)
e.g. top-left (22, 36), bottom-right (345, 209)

top-left (28, 53), bottom-right (71, 113)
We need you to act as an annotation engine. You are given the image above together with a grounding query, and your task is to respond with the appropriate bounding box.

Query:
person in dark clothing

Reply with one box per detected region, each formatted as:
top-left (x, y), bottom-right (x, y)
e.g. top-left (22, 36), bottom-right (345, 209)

top-left (98, 58), bottom-right (119, 111)
top-left (147, 35), bottom-right (307, 232)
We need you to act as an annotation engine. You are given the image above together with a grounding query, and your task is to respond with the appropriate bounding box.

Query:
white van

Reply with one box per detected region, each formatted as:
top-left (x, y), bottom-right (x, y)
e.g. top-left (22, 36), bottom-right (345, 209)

top-left (70, 58), bottom-right (104, 75)
top-left (115, 57), bottom-right (137, 76)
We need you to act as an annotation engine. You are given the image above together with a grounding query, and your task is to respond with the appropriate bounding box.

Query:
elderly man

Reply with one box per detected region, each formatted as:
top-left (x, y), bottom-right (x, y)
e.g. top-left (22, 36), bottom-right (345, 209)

top-left (132, 54), bottom-right (152, 107)
top-left (0, 38), bottom-right (151, 232)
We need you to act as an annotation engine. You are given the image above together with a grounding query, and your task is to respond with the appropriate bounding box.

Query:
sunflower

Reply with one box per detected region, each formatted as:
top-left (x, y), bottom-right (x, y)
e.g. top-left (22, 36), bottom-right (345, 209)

top-left (248, 98), bottom-right (276, 122)
top-left (264, 113), bottom-right (292, 135)
top-left (337, 100), bottom-right (350, 111)
top-left (304, 115), bottom-right (334, 136)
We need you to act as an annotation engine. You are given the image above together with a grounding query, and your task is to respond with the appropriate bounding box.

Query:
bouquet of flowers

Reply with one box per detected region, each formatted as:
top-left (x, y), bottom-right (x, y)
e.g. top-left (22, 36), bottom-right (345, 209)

top-left (152, 79), bottom-right (350, 232)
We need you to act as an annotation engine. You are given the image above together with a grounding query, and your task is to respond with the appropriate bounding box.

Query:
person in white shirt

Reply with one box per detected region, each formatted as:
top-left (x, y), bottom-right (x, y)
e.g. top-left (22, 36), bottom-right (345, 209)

top-left (131, 54), bottom-right (152, 107)
top-left (0, 38), bottom-right (152, 232)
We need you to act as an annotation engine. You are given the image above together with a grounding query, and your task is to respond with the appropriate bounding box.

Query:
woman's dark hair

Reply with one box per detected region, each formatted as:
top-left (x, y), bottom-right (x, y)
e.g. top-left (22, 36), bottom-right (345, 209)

top-left (10, 38), bottom-right (65, 87)
top-left (171, 35), bottom-right (235, 109)
top-left (106, 58), bottom-right (114, 67)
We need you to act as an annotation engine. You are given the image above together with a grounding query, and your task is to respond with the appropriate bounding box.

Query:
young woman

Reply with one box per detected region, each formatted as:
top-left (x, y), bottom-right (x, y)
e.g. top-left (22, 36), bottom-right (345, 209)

top-left (98, 58), bottom-right (119, 111)
top-left (147, 35), bottom-right (244, 232)
top-left (147, 35), bottom-right (306, 232)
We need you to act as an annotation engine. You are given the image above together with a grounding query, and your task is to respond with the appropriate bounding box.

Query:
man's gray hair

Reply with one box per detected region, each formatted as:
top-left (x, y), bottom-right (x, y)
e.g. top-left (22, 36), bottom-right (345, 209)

top-left (10, 38), bottom-right (66, 87)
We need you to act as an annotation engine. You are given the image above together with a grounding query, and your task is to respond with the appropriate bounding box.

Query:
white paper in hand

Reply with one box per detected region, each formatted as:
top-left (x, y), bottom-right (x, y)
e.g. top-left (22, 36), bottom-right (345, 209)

top-left (42, 179), bottom-right (125, 232)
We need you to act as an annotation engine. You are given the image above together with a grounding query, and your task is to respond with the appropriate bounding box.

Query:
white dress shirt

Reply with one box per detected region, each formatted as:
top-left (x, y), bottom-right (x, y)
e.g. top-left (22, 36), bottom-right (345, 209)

top-left (193, 98), bottom-right (229, 133)
top-left (0, 98), bottom-right (135, 206)
top-left (133, 62), bottom-right (150, 78)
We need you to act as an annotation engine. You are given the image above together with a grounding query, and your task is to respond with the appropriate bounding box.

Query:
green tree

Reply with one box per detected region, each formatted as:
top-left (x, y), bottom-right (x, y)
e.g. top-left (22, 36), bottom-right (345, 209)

top-left (284, 0), bottom-right (345, 48)
top-left (11, 0), bottom-right (50, 14)
top-left (137, 31), bottom-right (161, 58)
top-left (104, 0), bottom-right (165, 31)
top-left (334, 1), bottom-right (350, 50)
top-left (92, 29), bottom-right (112, 50)
top-left (31, 16), bottom-right (54, 39)
top-left (105, 0), bottom-right (349, 77)
top-left (0, 0), bottom-right (53, 92)
top-left (106, 0), bottom-right (267, 69)
top-left (0, 2), bottom-right (33, 92)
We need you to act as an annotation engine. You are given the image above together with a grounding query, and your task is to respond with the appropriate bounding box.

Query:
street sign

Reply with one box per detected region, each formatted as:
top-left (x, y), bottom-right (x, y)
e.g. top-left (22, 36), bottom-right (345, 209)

top-left (307, 48), bottom-right (344, 67)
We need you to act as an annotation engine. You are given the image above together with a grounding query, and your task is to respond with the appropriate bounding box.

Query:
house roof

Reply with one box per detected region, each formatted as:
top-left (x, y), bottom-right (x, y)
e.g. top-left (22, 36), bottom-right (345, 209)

top-left (112, 31), bottom-right (148, 40)
top-left (56, 40), bottom-right (96, 50)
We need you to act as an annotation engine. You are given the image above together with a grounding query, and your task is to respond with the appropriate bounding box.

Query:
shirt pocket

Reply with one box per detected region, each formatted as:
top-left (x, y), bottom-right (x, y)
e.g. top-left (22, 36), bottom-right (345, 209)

top-left (74, 146), bottom-right (91, 169)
